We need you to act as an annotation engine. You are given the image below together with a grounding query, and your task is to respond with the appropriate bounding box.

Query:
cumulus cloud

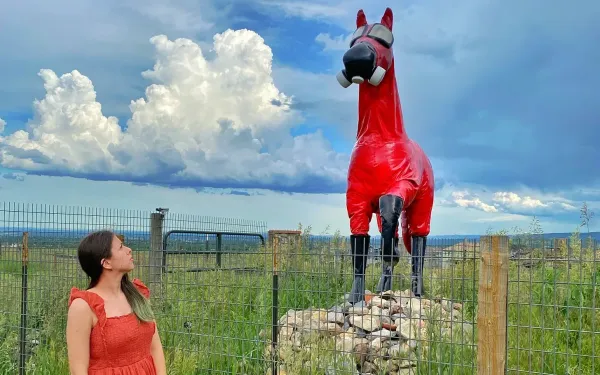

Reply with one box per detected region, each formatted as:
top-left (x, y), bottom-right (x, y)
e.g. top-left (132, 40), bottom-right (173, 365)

top-left (0, 31), bottom-right (349, 193)
top-left (492, 192), bottom-right (577, 213)
top-left (0, 118), bottom-right (5, 133)
top-left (443, 189), bottom-right (579, 217)
top-left (449, 191), bottom-right (498, 213)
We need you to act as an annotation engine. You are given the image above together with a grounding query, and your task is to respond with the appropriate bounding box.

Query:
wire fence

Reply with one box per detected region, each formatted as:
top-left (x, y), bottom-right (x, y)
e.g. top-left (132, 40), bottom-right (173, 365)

top-left (0, 201), bottom-right (598, 374)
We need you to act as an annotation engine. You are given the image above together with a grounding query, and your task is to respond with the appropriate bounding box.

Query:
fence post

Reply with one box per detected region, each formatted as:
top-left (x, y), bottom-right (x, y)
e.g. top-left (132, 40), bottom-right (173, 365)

top-left (477, 235), bottom-right (509, 375)
top-left (216, 233), bottom-right (222, 268)
top-left (271, 234), bottom-right (279, 375)
top-left (149, 212), bottom-right (164, 294)
top-left (19, 231), bottom-right (29, 375)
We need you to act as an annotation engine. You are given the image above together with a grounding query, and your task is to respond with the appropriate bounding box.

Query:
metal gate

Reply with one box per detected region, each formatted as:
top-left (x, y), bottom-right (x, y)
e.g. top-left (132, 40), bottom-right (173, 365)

top-left (161, 229), bottom-right (266, 273)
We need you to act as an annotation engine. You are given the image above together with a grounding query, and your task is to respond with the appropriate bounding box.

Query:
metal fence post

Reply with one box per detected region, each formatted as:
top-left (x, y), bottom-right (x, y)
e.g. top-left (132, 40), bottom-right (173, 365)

top-left (19, 231), bottom-right (29, 375)
top-left (477, 235), bottom-right (509, 375)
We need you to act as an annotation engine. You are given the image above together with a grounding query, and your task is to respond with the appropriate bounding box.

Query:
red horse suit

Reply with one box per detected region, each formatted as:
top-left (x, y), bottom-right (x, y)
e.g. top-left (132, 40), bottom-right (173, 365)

top-left (338, 7), bottom-right (433, 301)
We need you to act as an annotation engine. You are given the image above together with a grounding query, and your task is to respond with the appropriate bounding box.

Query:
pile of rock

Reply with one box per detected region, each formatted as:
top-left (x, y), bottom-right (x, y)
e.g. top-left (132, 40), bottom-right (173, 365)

top-left (264, 289), bottom-right (473, 375)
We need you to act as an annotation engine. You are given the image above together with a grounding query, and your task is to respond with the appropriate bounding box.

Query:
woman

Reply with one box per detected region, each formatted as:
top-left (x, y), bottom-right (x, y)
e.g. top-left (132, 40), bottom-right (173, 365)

top-left (66, 230), bottom-right (167, 375)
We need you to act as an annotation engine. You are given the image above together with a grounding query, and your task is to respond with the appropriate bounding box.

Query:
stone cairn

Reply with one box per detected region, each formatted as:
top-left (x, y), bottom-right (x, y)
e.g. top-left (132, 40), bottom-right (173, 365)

top-left (263, 289), bottom-right (473, 375)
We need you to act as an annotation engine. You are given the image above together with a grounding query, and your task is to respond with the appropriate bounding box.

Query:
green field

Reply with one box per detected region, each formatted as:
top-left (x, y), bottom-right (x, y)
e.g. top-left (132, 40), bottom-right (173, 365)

top-left (0, 232), bottom-right (599, 375)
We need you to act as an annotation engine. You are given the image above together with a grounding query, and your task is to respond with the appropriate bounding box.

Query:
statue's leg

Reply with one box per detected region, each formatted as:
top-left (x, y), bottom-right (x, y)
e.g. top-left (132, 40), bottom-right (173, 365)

top-left (346, 192), bottom-right (372, 304)
top-left (405, 192), bottom-right (433, 298)
top-left (410, 236), bottom-right (427, 297)
top-left (348, 234), bottom-right (370, 304)
top-left (375, 194), bottom-right (403, 294)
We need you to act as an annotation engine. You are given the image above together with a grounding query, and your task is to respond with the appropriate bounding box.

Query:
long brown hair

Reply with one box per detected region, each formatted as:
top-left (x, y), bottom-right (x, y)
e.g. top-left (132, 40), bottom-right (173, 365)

top-left (77, 230), bottom-right (154, 322)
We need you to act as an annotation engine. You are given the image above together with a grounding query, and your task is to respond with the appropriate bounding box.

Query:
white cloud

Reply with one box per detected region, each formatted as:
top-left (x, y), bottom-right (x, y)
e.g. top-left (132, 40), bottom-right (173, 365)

top-left (257, 0), bottom-right (349, 20)
top-left (442, 187), bottom-right (579, 217)
top-left (315, 33), bottom-right (352, 51)
top-left (427, 183), bottom-right (599, 234)
top-left (491, 191), bottom-right (578, 214)
top-left (492, 192), bottom-right (546, 209)
top-left (124, 0), bottom-right (215, 32)
top-left (450, 191), bottom-right (498, 213)
top-left (0, 31), bottom-right (349, 193)
top-left (256, 0), bottom-right (398, 29)
top-left (0, 118), bottom-right (5, 134)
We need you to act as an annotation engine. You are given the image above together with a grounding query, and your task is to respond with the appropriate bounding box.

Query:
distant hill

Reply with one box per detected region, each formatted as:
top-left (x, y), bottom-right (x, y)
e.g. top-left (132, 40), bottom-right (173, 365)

top-left (307, 232), bottom-right (600, 240)
top-left (429, 232), bottom-right (600, 241)
top-left (531, 231), bottom-right (600, 241)
top-left (2, 227), bottom-right (599, 245)
top-left (409, 232), bottom-right (600, 243)
top-left (304, 232), bottom-right (600, 249)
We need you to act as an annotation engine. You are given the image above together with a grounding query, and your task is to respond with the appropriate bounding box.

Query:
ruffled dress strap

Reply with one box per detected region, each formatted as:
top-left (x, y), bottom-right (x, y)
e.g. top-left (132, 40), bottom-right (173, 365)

top-left (68, 287), bottom-right (107, 327)
top-left (132, 278), bottom-right (151, 299)
top-left (68, 286), bottom-right (111, 356)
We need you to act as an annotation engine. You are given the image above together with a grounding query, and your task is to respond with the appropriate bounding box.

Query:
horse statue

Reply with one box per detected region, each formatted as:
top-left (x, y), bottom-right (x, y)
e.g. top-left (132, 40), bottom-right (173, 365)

top-left (336, 7), bottom-right (434, 304)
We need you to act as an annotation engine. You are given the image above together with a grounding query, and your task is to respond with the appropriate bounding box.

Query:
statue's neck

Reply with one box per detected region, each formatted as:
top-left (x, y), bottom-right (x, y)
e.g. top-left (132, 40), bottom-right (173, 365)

top-left (356, 62), bottom-right (407, 141)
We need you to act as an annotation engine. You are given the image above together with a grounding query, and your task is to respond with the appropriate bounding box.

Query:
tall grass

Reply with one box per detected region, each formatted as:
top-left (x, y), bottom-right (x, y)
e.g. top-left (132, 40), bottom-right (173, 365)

top-left (0, 233), bottom-right (598, 374)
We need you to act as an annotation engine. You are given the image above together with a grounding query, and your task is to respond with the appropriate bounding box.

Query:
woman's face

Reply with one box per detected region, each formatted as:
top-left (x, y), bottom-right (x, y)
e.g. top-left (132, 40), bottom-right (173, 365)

top-left (103, 235), bottom-right (134, 273)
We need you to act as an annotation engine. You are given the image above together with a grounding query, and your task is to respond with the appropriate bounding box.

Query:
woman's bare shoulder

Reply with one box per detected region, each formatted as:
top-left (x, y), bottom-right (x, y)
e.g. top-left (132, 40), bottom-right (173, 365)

top-left (67, 293), bottom-right (99, 328)
top-left (68, 297), bottom-right (94, 320)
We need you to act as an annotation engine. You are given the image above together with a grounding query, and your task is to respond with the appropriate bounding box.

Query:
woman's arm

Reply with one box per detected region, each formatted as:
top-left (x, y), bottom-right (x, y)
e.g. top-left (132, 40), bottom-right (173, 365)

top-left (66, 298), bottom-right (93, 375)
top-left (150, 325), bottom-right (167, 375)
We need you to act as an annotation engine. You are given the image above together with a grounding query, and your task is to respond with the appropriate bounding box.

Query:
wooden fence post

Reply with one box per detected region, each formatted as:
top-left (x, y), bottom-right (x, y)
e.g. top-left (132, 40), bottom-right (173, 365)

top-left (477, 235), bottom-right (509, 375)
top-left (271, 234), bottom-right (279, 375)
top-left (149, 212), bottom-right (164, 295)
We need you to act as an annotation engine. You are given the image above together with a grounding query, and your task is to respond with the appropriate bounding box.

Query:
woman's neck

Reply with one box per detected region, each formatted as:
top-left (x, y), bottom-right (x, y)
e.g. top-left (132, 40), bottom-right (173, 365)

top-left (93, 273), bottom-right (123, 298)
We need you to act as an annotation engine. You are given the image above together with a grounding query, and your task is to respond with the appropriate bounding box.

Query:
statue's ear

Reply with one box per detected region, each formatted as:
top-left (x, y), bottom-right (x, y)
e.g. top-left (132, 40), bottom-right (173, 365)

top-left (381, 7), bottom-right (393, 30)
top-left (356, 9), bottom-right (367, 28)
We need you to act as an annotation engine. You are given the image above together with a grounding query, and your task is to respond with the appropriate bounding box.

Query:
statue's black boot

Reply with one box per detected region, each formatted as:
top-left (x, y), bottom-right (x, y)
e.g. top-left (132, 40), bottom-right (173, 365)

top-left (375, 194), bottom-right (403, 294)
top-left (348, 234), bottom-right (370, 304)
top-left (375, 237), bottom-right (400, 293)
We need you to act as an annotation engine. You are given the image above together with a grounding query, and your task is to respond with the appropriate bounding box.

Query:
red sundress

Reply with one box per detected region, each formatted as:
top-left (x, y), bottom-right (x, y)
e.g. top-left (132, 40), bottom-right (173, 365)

top-left (68, 278), bottom-right (157, 374)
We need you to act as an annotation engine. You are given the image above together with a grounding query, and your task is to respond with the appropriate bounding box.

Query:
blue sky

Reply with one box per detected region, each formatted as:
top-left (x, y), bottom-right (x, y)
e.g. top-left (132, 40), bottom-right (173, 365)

top-left (0, 0), bottom-right (598, 236)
